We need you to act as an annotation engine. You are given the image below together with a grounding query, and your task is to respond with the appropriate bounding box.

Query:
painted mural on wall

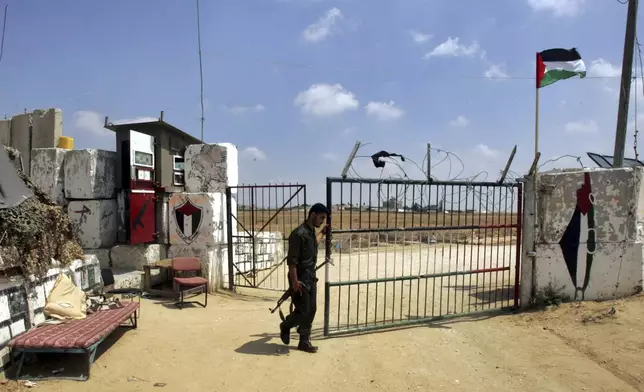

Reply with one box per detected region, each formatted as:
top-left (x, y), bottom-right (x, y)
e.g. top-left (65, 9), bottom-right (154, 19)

top-left (168, 193), bottom-right (233, 246)
top-left (174, 198), bottom-right (204, 244)
top-left (558, 172), bottom-right (596, 300)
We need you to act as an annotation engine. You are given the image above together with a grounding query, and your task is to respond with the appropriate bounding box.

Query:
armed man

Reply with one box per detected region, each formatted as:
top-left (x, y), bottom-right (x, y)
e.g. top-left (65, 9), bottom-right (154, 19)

top-left (279, 203), bottom-right (329, 353)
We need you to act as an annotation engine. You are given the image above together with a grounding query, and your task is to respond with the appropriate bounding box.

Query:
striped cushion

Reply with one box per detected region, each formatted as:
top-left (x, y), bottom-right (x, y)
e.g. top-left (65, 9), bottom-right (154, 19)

top-left (8, 302), bottom-right (139, 349)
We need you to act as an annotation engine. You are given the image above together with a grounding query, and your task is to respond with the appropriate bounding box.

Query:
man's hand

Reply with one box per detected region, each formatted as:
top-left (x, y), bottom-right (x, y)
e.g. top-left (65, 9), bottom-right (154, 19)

top-left (292, 280), bottom-right (302, 294)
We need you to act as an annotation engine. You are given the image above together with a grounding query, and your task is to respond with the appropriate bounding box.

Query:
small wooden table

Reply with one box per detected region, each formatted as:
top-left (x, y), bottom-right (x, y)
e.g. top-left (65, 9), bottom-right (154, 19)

top-left (143, 259), bottom-right (177, 298)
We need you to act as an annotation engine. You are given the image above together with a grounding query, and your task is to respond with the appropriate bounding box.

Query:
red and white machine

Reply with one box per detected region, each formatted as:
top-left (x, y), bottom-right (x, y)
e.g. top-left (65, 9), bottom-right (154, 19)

top-left (120, 131), bottom-right (157, 244)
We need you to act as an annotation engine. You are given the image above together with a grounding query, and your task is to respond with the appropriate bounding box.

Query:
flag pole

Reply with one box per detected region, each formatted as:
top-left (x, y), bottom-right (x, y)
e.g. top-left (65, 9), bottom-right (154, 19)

top-left (534, 52), bottom-right (540, 164)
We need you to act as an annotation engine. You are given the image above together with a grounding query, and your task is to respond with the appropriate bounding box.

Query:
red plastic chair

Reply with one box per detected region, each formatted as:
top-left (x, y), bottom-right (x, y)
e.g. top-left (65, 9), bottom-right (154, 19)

top-left (172, 257), bottom-right (208, 309)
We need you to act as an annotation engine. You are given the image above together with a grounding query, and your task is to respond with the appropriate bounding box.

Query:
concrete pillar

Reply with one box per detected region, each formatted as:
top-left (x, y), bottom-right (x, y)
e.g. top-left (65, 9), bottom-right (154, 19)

top-left (519, 175), bottom-right (536, 307)
top-left (32, 108), bottom-right (63, 149)
top-left (10, 113), bottom-right (31, 175)
top-left (0, 120), bottom-right (10, 147)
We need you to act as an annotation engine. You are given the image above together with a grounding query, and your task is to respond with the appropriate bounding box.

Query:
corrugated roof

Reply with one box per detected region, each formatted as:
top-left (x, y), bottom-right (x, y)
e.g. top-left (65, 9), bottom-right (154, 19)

top-left (104, 117), bottom-right (202, 145)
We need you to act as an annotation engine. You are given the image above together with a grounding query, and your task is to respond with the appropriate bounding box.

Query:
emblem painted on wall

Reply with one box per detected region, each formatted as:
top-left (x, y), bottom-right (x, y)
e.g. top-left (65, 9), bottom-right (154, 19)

top-left (174, 199), bottom-right (204, 244)
top-left (558, 172), bottom-right (596, 301)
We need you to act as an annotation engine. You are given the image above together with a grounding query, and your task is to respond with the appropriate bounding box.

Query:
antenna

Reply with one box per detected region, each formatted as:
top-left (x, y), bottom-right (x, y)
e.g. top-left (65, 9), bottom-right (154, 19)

top-left (196, 0), bottom-right (205, 143)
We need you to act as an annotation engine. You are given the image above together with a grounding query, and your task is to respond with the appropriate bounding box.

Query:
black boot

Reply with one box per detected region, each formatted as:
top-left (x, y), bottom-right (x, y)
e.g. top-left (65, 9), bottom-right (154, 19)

top-left (297, 337), bottom-right (318, 353)
top-left (280, 325), bottom-right (290, 345)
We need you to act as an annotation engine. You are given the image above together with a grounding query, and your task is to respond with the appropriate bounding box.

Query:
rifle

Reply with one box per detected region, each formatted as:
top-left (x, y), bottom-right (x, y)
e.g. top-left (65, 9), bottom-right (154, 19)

top-left (269, 256), bottom-right (334, 321)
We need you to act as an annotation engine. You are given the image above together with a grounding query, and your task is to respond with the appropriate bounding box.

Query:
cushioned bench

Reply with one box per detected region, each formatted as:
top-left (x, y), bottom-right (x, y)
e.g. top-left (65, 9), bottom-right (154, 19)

top-left (8, 302), bottom-right (139, 381)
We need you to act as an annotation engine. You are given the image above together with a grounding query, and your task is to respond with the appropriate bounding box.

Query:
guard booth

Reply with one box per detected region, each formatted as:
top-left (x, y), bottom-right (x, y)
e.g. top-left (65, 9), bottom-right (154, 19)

top-left (104, 112), bottom-right (202, 245)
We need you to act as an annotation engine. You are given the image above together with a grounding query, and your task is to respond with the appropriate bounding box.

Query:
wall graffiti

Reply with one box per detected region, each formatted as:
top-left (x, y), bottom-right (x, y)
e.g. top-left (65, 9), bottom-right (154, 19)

top-left (558, 172), bottom-right (596, 300)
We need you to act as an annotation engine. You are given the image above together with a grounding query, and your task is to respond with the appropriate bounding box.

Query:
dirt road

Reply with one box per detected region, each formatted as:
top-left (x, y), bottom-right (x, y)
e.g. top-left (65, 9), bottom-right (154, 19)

top-left (3, 292), bottom-right (643, 392)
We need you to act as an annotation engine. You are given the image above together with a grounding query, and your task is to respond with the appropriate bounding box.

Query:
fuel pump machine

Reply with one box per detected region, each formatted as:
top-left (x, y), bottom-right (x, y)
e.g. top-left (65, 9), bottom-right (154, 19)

top-left (119, 130), bottom-right (157, 244)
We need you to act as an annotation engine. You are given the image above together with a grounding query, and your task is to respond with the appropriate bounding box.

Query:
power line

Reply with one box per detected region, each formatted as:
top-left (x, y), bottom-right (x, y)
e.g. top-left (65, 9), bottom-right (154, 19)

top-left (0, 5), bottom-right (7, 65)
top-left (210, 49), bottom-right (629, 81)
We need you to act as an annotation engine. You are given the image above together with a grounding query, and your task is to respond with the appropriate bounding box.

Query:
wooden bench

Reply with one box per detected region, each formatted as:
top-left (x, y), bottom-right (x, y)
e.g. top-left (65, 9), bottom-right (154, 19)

top-left (7, 302), bottom-right (139, 381)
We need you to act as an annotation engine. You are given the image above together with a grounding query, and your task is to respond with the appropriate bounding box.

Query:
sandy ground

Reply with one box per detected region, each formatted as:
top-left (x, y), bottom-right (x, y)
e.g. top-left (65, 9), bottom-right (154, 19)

top-left (2, 290), bottom-right (644, 392)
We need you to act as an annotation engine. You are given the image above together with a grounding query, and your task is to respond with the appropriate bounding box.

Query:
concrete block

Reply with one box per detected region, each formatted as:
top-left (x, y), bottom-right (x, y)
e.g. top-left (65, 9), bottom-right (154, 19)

top-left (32, 108), bottom-right (62, 149)
top-left (112, 270), bottom-right (144, 290)
top-left (185, 144), bottom-right (228, 193)
top-left (83, 248), bottom-right (111, 269)
top-left (68, 199), bottom-right (118, 248)
top-left (169, 192), bottom-right (237, 245)
top-left (110, 244), bottom-right (168, 271)
top-left (215, 143), bottom-right (239, 191)
top-left (10, 113), bottom-right (31, 175)
top-left (30, 148), bottom-right (68, 205)
top-left (116, 190), bottom-right (127, 244)
top-left (0, 120), bottom-right (10, 146)
top-left (64, 149), bottom-right (117, 199)
top-left (168, 244), bottom-right (228, 292)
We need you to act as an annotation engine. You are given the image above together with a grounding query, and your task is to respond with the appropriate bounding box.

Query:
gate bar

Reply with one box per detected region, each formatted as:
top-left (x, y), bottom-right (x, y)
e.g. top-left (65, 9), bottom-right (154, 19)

top-left (332, 223), bottom-right (518, 235)
top-left (326, 307), bottom-right (511, 337)
top-left (514, 182), bottom-right (523, 308)
top-left (324, 177), bottom-right (333, 337)
top-left (226, 186), bottom-right (234, 290)
top-left (327, 177), bottom-right (514, 187)
top-left (328, 266), bottom-right (511, 288)
top-left (255, 185), bottom-right (304, 234)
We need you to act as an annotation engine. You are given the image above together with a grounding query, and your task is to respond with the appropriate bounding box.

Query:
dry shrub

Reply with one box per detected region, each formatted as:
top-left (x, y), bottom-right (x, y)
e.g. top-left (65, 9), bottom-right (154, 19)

top-left (0, 147), bottom-right (84, 279)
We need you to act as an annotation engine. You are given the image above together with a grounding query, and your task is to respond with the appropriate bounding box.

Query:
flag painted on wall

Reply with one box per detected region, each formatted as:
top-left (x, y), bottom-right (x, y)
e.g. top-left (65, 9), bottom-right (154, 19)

top-left (536, 48), bottom-right (587, 88)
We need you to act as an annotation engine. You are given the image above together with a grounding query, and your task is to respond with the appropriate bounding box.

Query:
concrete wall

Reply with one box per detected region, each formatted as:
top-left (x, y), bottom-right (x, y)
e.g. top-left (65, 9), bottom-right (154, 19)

top-left (233, 232), bottom-right (285, 273)
top-left (0, 256), bottom-right (101, 371)
top-left (520, 167), bottom-right (644, 305)
top-left (1, 109), bottom-right (63, 176)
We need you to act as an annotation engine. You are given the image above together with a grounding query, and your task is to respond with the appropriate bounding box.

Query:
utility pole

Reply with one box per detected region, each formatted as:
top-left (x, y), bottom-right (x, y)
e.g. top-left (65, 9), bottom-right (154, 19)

top-left (614, 0), bottom-right (639, 167)
top-left (196, 0), bottom-right (205, 143)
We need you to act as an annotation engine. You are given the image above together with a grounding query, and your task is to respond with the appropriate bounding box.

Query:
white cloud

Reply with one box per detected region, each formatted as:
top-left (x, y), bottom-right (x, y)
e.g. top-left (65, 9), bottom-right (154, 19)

top-left (73, 111), bottom-right (111, 137)
top-left (224, 104), bottom-right (266, 114)
top-left (449, 115), bottom-right (470, 127)
top-left (321, 152), bottom-right (337, 161)
top-left (302, 7), bottom-right (343, 43)
top-left (343, 127), bottom-right (356, 134)
top-left (526, 0), bottom-right (585, 17)
top-left (242, 147), bottom-right (267, 161)
top-left (474, 144), bottom-right (499, 158)
top-left (484, 64), bottom-right (510, 79)
top-left (565, 120), bottom-right (599, 134)
top-left (294, 83), bottom-right (359, 117)
top-left (589, 58), bottom-right (621, 77)
top-left (409, 30), bottom-right (432, 44)
top-left (424, 37), bottom-right (480, 58)
top-left (365, 101), bottom-right (405, 120)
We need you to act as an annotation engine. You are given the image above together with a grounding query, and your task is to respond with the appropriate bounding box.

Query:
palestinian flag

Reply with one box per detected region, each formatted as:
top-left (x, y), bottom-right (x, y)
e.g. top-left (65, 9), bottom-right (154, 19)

top-left (536, 48), bottom-right (586, 88)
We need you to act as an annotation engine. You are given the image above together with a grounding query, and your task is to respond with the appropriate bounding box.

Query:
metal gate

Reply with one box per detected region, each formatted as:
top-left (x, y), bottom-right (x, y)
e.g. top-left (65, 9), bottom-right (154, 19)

top-left (226, 184), bottom-right (306, 291)
top-left (323, 177), bottom-right (522, 336)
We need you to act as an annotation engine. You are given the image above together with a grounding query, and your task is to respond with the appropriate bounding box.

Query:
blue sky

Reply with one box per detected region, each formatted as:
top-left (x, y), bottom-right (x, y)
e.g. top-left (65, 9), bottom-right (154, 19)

top-left (0, 0), bottom-right (639, 202)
